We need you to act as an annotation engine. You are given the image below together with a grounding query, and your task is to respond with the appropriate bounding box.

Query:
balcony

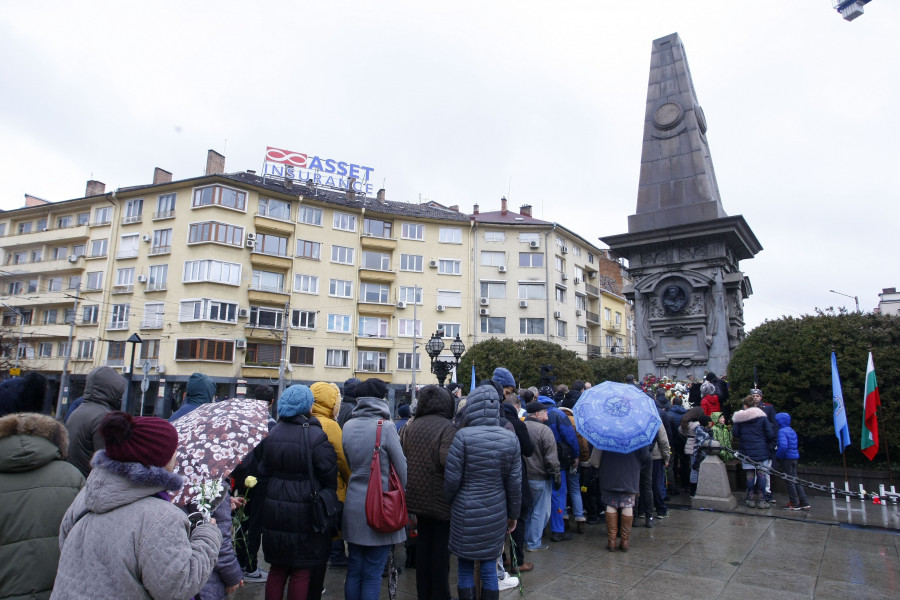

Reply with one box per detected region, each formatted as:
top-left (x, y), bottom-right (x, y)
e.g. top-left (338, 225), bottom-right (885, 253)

top-left (248, 287), bottom-right (289, 304)
top-left (145, 282), bottom-right (167, 292)
top-left (241, 364), bottom-right (279, 379)
top-left (249, 250), bottom-right (292, 271)
top-left (356, 336), bottom-right (394, 350)
top-left (153, 210), bottom-right (175, 220)
top-left (107, 321), bottom-right (129, 330)
top-left (360, 234), bottom-right (397, 252)
top-left (149, 245), bottom-right (171, 256)
top-left (357, 301), bottom-right (395, 317)
top-left (141, 319), bottom-right (164, 330)
top-left (358, 268), bottom-right (396, 284)
top-left (587, 344), bottom-right (603, 358)
top-left (353, 369), bottom-right (392, 383)
top-left (111, 284), bottom-right (134, 295)
top-left (0, 224), bottom-right (90, 247)
top-left (585, 283), bottom-right (600, 298)
top-left (121, 215), bottom-right (143, 226)
top-left (254, 215), bottom-right (295, 236)
top-left (116, 249), bottom-right (139, 260)
top-left (2, 257), bottom-right (84, 275)
top-left (586, 310), bottom-right (600, 325)
top-left (605, 320), bottom-right (622, 332)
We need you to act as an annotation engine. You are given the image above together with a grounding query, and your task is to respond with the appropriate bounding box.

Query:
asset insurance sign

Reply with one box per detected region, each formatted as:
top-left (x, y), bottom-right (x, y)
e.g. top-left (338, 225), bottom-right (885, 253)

top-left (264, 146), bottom-right (375, 195)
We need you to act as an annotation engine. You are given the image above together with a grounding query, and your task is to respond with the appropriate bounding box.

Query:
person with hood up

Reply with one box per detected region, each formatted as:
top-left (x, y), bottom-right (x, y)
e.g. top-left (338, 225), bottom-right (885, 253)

top-left (679, 406), bottom-right (706, 496)
top-left (710, 412), bottom-right (734, 462)
top-left (775, 412), bottom-right (809, 510)
top-left (65, 366), bottom-right (127, 478)
top-left (0, 412), bottom-right (84, 600)
top-left (336, 377), bottom-right (362, 428)
top-left (262, 385), bottom-right (338, 600)
top-left (705, 372), bottom-right (729, 407)
top-left (0, 371), bottom-right (47, 417)
top-left (169, 372), bottom-right (217, 421)
top-left (700, 381), bottom-right (720, 416)
top-left (52, 411), bottom-right (221, 599)
top-left (400, 385), bottom-right (458, 600)
top-left (537, 394), bottom-right (579, 542)
top-left (732, 396), bottom-right (775, 509)
top-left (310, 381), bottom-right (352, 571)
top-left (394, 404), bottom-right (411, 433)
top-left (558, 403), bottom-right (589, 533)
top-left (341, 378), bottom-right (408, 600)
top-left (445, 384), bottom-right (521, 600)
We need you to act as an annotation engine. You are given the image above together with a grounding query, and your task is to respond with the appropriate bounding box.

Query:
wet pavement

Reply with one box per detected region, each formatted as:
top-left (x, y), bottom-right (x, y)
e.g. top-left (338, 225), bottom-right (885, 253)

top-left (234, 492), bottom-right (900, 599)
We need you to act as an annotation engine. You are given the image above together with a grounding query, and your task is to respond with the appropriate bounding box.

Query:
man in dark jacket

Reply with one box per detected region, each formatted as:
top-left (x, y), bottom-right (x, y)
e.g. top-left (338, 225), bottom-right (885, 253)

top-left (537, 395), bottom-right (578, 542)
top-left (667, 397), bottom-right (688, 494)
top-left (336, 377), bottom-right (362, 428)
top-left (65, 366), bottom-right (127, 477)
top-left (400, 385), bottom-right (457, 600)
top-left (168, 372), bottom-right (216, 421)
top-left (0, 372), bottom-right (47, 417)
top-left (500, 396), bottom-right (534, 573)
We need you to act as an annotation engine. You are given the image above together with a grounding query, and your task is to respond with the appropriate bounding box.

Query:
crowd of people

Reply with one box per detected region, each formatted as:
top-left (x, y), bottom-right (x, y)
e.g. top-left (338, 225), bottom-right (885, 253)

top-left (0, 366), bottom-right (811, 600)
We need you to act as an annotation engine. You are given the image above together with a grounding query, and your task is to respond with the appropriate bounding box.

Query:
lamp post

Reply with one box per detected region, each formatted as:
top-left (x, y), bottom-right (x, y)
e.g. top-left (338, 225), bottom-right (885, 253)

top-left (424, 330), bottom-right (466, 387)
top-left (124, 333), bottom-right (142, 413)
top-left (829, 289), bottom-right (860, 313)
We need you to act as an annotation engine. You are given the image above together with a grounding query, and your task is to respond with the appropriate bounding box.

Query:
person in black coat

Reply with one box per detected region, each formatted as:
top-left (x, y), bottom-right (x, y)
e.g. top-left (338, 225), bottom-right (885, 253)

top-left (262, 385), bottom-right (338, 599)
top-left (0, 372), bottom-right (47, 417)
top-left (501, 398), bottom-right (534, 572)
top-left (601, 445), bottom-right (649, 552)
top-left (336, 378), bottom-right (362, 428)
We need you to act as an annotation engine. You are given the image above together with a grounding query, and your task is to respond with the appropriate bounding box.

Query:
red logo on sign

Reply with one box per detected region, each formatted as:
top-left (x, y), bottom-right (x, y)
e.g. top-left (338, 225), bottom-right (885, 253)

top-left (266, 147), bottom-right (308, 167)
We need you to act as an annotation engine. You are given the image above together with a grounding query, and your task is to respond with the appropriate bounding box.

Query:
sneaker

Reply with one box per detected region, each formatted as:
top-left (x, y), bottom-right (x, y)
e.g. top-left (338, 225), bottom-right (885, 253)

top-left (757, 499), bottom-right (771, 509)
top-left (781, 502), bottom-right (797, 510)
top-left (498, 575), bottom-right (519, 591)
top-left (243, 568), bottom-right (268, 582)
top-left (795, 504), bottom-right (811, 511)
top-left (656, 512), bottom-right (669, 519)
top-left (744, 497), bottom-right (755, 508)
top-left (527, 544), bottom-right (550, 552)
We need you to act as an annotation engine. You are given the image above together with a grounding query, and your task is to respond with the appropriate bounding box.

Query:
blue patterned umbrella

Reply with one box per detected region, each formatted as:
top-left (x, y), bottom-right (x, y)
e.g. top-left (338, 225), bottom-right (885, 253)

top-left (573, 381), bottom-right (662, 453)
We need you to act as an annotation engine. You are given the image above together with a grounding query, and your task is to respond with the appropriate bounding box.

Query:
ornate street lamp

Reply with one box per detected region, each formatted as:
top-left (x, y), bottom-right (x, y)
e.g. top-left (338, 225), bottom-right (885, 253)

top-left (425, 330), bottom-right (466, 387)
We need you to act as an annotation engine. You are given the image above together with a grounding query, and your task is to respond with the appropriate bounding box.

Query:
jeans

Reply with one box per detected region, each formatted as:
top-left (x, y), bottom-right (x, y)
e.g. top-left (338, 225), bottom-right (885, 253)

top-left (345, 543), bottom-right (390, 600)
top-left (744, 459), bottom-right (770, 497)
top-left (566, 469), bottom-right (584, 519)
top-left (526, 479), bottom-right (552, 549)
top-left (549, 470), bottom-right (567, 532)
top-left (652, 459), bottom-right (668, 515)
top-left (780, 459), bottom-right (808, 505)
top-left (458, 557), bottom-right (498, 591)
top-left (415, 516), bottom-right (452, 600)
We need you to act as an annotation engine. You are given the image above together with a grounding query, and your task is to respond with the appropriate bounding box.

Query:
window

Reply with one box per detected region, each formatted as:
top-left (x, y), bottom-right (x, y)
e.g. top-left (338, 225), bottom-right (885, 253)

top-left (574, 266), bottom-right (584, 281)
top-left (47, 277), bottom-right (63, 292)
top-left (258, 197), bottom-right (291, 221)
top-left (615, 312), bottom-right (622, 327)
top-left (572, 246), bottom-right (582, 258)
top-left (520, 318), bottom-right (545, 335)
top-left (82, 305), bottom-right (99, 324)
top-left (557, 320), bottom-right (567, 338)
top-left (192, 185), bottom-right (247, 211)
top-left (519, 232), bottom-right (539, 244)
top-left (401, 223), bottom-right (424, 240)
top-left (249, 306), bottom-right (284, 329)
top-left (107, 341), bottom-right (126, 363)
top-left (484, 231), bottom-right (505, 242)
top-left (7, 281), bottom-right (22, 295)
top-left (246, 343), bottom-right (282, 366)
top-left (17, 222), bottom-right (32, 234)
top-left (58, 341), bottom-right (71, 357)
top-left (555, 286), bottom-right (567, 303)
top-left (358, 351), bottom-right (387, 372)
top-left (326, 349), bottom-right (350, 368)
top-left (331, 245), bottom-right (354, 264)
top-left (290, 346), bottom-right (315, 366)
top-left (398, 319), bottom-right (422, 337)
top-left (0, 224), bottom-right (5, 236)
top-left (140, 339), bottom-right (161, 360)
top-left (577, 326), bottom-right (588, 343)
top-left (179, 299), bottom-right (238, 323)
top-left (327, 314), bottom-right (352, 333)
top-left (397, 352), bottom-right (421, 371)
top-left (604, 307), bottom-right (612, 321)
top-left (77, 340), bottom-right (95, 360)
top-left (36, 219), bottom-right (48, 232)
top-left (361, 251), bottom-right (390, 271)
top-left (333, 212), bottom-right (357, 231)
top-left (588, 252), bottom-right (595, 264)
top-left (575, 294), bottom-right (586, 311)
top-left (156, 193), bottom-right (176, 218)
top-left (329, 279), bottom-right (352, 298)
top-left (606, 335), bottom-right (615, 349)
top-left (256, 233), bottom-right (288, 256)
top-left (72, 244), bottom-right (85, 257)
top-left (50, 246), bottom-right (68, 260)
top-left (480, 281), bottom-right (506, 299)
top-left (57, 216), bottom-right (72, 229)
top-left (109, 304), bottom-right (130, 329)
top-left (43, 309), bottom-right (58, 325)
top-left (358, 316), bottom-right (389, 338)
top-left (296, 239), bottom-right (321, 260)
top-left (556, 236), bottom-right (566, 248)
top-left (183, 260), bottom-right (242, 285)
top-left (30, 249), bottom-right (42, 263)
top-left (398, 286), bottom-right (422, 304)
top-left (519, 283), bottom-right (546, 299)
top-left (123, 198), bottom-right (143, 222)
top-left (291, 310), bottom-right (316, 329)
top-left (148, 264), bottom-right (168, 291)
top-left (89, 239), bottom-right (108, 257)
top-left (555, 256), bottom-right (565, 272)
top-left (400, 254), bottom-right (423, 272)
top-left (188, 221), bottom-right (244, 246)
top-left (437, 290), bottom-right (462, 307)
top-left (175, 339), bottom-right (235, 362)
top-left (298, 206), bottom-right (323, 226)
top-left (115, 267), bottom-right (135, 287)
top-left (142, 303), bottom-right (165, 328)
top-left (77, 212), bottom-right (90, 226)
top-left (86, 271), bottom-right (103, 290)
top-left (480, 251), bottom-right (505, 267)
top-left (15, 344), bottom-right (33, 360)
top-left (480, 317), bottom-right (506, 334)
top-left (360, 283), bottom-right (390, 304)
top-left (251, 270), bottom-right (284, 293)
top-left (12, 253), bottom-right (25, 265)
top-left (26, 279), bottom-right (38, 294)
top-left (68, 275), bottom-right (81, 290)
top-left (439, 227), bottom-right (462, 244)
top-left (438, 259), bottom-right (461, 275)
top-left (94, 207), bottom-right (111, 225)
top-left (38, 343), bottom-right (53, 358)
top-left (19, 309), bottom-right (33, 325)
top-left (363, 218), bottom-right (392, 238)
top-left (437, 323), bottom-right (460, 338)
top-left (294, 274), bottom-right (319, 294)
top-left (519, 252), bottom-right (544, 268)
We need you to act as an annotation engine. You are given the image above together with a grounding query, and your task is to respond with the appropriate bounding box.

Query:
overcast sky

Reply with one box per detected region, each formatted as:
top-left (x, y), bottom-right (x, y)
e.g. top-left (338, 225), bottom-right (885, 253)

top-left (1, 1), bottom-right (895, 331)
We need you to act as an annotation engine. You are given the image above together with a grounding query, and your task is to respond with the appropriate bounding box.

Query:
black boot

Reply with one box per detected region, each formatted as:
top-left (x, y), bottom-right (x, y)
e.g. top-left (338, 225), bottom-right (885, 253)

top-left (645, 515), bottom-right (656, 528)
top-left (457, 587), bottom-right (476, 600)
top-left (481, 588), bottom-right (500, 600)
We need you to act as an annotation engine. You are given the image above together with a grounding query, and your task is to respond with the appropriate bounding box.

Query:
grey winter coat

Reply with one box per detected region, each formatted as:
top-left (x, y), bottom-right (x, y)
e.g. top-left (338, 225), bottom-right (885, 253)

top-left (65, 366), bottom-right (127, 477)
top-left (51, 451), bottom-right (221, 600)
top-left (523, 418), bottom-right (558, 480)
top-left (444, 385), bottom-right (522, 561)
top-left (341, 396), bottom-right (408, 546)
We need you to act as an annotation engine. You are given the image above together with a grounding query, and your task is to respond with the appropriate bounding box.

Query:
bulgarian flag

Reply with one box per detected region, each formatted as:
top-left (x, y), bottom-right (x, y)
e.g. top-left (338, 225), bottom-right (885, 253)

top-left (861, 352), bottom-right (881, 460)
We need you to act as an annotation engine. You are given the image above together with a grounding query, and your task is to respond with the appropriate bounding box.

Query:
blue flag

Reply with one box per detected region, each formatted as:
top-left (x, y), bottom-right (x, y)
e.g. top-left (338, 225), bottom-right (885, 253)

top-left (831, 352), bottom-right (852, 454)
top-left (470, 364), bottom-right (477, 393)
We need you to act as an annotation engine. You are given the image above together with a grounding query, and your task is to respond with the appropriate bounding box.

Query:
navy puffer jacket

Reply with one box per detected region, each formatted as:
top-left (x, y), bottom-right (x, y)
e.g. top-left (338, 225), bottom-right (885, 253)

top-left (732, 407), bottom-right (774, 462)
top-left (775, 412), bottom-right (800, 460)
top-left (444, 385), bottom-right (521, 561)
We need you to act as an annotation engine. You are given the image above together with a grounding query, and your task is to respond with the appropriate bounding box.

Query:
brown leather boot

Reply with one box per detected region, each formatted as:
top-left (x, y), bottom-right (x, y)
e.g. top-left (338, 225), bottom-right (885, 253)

top-left (619, 514), bottom-right (634, 552)
top-left (576, 520), bottom-right (586, 534)
top-left (605, 511), bottom-right (618, 552)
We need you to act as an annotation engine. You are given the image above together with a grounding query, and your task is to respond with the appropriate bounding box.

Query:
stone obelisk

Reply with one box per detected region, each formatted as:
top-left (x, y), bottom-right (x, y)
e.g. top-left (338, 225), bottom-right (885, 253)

top-left (602, 33), bottom-right (762, 381)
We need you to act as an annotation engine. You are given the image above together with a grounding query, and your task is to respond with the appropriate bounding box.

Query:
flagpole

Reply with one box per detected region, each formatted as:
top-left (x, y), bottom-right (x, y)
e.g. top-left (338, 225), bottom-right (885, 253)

top-left (871, 347), bottom-right (894, 486)
top-left (842, 449), bottom-right (849, 488)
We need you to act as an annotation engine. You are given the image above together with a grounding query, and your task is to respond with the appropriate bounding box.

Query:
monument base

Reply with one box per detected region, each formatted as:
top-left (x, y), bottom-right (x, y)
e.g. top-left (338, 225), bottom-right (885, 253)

top-left (691, 455), bottom-right (738, 511)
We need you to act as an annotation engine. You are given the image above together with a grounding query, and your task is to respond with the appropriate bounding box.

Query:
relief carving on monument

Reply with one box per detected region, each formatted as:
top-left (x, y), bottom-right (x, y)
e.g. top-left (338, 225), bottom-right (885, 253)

top-left (678, 245), bottom-right (709, 261)
top-left (662, 284), bottom-right (690, 314)
top-left (686, 293), bottom-right (705, 316)
top-left (648, 296), bottom-right (665, 319)
top-left (641, 250), bottom-right (669, 266)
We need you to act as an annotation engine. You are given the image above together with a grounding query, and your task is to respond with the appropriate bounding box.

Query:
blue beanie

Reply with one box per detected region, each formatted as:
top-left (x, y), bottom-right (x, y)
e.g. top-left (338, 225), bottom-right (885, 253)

top-left (278, 385), bottom-right (314, 418)
top-left (492, 367), bottom-right (516, 388)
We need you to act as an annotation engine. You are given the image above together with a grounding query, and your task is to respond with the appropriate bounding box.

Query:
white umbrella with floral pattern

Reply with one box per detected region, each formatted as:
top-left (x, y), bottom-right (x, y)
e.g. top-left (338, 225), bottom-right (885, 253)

top-left (170, 398), bottom-right (269, 510)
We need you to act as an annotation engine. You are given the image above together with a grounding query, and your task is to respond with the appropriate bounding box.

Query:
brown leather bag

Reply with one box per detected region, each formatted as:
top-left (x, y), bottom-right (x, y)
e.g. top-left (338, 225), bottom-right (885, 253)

top-left (364, 419), bottom-right (408, 533)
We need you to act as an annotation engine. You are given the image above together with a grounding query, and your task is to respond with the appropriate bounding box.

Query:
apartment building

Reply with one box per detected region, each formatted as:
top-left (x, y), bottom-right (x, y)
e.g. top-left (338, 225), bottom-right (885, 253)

top-left (0, 150), bottom-right (632, 415)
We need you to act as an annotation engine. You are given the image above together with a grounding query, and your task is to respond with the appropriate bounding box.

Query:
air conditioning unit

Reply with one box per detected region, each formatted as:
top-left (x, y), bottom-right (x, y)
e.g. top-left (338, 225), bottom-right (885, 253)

top-left (137, 275), bottom-right (147, 283)
top-left (246, 233), bottom-right (257, 241)
top-left (156, 365), bottom-right (165, 374)
top-left (498, 265), bottom-right (507, 273)
top-left (561, 246), bottom-right (569, 254)
top-left (554, 311), bottom-right (562, 319)
top-left (519, 300), bottom-right (528, 308)
top-left (561, 274), bottom-right (568, 280)
top-left (610, 346), bottom-right (619, 355)
top-left (396, 301), bottom-right (407, 309)
top-left (479, 308), bottom-right (490, 316)
top-left (238, 308), bottom-right (250, 318)
top-left (122, 366), bottom-right (130, 374)
top-left (576, 309), bottom-right (583, 316)
top-left (480, 297), bottom-right (490, 306)
top-left (246, 240), bottom-right (256, 249)
top-left (141, 234), bottom-right (151, 242)
top-left (574, 277), bottom-right (581, 284)
top-left (67, 255), bottom-right (78, 263)
top-left (586, 271), bottom-right (596, 279)
top-left (529, 240), bottom-right (540, 248)
top-left (436, 305), bottom-right (446, 312)
top-left (235, 339), bottom-right (247, 349)
top-left (429, 259), bottom-right (438, 268)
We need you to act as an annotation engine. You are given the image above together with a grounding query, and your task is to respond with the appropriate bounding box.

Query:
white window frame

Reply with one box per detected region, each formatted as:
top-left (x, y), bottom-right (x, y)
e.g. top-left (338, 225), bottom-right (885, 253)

top-left (182, 260), bottom-right (242, 286)
top-left (398, 286), bottom-right (423, 304)
top-left (398, 318), bottom-right (422, 338)
top-left (400, 254), bottom-right (423, 272)
top-left (436, 289), bottom-right (462, 308)
top-left (329, 279), bottom-right (353, 298)
top-left (357, 351), bottom-right (388, 373)
top-left (294, 274), bottom-right (319, 295)
top-left (484, 231), bottom-right (505, 242)
top-left (438, 259), bottom-right (461, 275)
top-left (439, 227), bottom-right (462, 244)
top-left (333, 212), bottom-right (357, 232)
top-left (396, 352), bottom-right (421, 371)
top-left (298, 206), bottom-right (323, 226)
top-left (437, 322), bottom-right (461, 338)
top-left (480, 251), bottom-right (505, 267)
top-left (358, 316), bottom-right (389, 338)
top-left (480, 281), bottom-right (506, 299)
top-left (89, 239), bottom-right (108, 257)
top-left (520, 318), bottom-right (545, 335)
top-left (77, 340), bottom-right (95, 359)
top-left (518, 282), bottom-right (547, 300)
top-left (360, 282), bottom-right (390, 304)
top-left (291, 310), bottom-right (317, 330)
top-left (326, 349), bottom-right (350, 368)
top-left (480, 316), bottom-right (506, 334)
top-left (401, 222), bottom-right (424, 241)
top-left (179, 299), bottom-right (238, 323)
top-left (327, 314), bottom-right (352, 333)
top-left (331, 245), bottom-right (355, 265)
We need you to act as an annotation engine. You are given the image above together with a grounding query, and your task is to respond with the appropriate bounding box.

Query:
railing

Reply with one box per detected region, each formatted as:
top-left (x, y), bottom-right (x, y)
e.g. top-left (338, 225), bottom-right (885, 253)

top-left (153, 210), bottom-right (175, 220)
top-left (586, 311), bottom-right (600, 324)
top-left (141, 320), bottom-right (164, 329)
top-left (116, 249), bottom-right (139, 259)
top-left (146, 283), bottom-right (167, 292)
top-left (585, 283), bottom-right (599, 296)
top-left (605, 320), bottom-right (622, 332)
top-left (149, 245), bottom-right (171, 256)
top-left (587, 344), bottom-right (603, 357)
top-left (107, 321), bottom-right (129, 330)
top-left (111, 285), bottom-right (134, 294)
top-left (121, 215), bottom-right (143, 225)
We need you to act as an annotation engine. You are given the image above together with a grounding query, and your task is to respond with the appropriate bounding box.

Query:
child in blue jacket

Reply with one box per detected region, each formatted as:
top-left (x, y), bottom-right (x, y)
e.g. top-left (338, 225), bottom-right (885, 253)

top-left (775, 412), bottom-right (810, 510)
